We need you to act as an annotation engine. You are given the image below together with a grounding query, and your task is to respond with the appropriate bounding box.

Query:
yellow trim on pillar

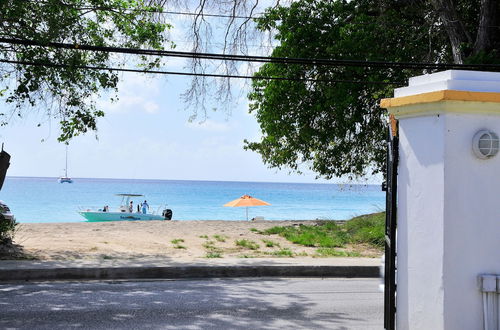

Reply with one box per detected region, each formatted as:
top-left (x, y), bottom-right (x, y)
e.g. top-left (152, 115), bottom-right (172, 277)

top-left (381, 90), bottom-right (500, 108)
top-left (380, 90), bottom-right (500, 118)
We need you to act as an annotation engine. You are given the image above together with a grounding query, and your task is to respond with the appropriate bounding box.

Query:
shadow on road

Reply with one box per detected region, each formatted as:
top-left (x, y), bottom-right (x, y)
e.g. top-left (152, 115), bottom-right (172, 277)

top-left (0, 278), bottom-right (381, 329)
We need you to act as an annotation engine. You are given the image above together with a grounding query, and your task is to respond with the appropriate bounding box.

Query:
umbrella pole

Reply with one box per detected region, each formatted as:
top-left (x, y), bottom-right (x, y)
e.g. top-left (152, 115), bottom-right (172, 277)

top-left (246, 207), bottom-right (248, 221)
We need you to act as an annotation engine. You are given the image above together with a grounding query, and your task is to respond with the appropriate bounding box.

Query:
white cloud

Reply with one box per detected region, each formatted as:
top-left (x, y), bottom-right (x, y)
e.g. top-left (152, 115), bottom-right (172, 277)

top-left (97, 73), bottom-right (162, 114)
top-left (143, 102), bottom-right (160, 114)
top-left (185, 119), bottom-right (230, 132)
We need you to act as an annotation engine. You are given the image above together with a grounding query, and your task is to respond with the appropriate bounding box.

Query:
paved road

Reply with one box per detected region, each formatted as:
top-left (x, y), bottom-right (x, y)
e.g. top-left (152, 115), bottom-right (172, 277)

top-left (0, 278), bottom-right (383, 329)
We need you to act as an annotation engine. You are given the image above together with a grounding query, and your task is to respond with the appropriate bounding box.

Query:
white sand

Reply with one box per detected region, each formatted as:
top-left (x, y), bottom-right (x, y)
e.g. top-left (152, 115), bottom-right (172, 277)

top-left (13, 220), bottom-right (379, 261)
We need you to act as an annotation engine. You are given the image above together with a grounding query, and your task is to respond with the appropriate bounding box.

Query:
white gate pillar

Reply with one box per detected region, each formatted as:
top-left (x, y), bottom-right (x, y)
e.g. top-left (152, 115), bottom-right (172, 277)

top-left (381, 70), bottom-right (500, 330)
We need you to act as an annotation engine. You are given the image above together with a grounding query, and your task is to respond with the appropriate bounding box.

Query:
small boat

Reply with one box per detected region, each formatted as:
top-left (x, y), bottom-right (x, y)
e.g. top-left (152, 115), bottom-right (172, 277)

top-left (78, 193), bottom-right (172, 222)
top-left (59, 146), bottom-right (73, 183)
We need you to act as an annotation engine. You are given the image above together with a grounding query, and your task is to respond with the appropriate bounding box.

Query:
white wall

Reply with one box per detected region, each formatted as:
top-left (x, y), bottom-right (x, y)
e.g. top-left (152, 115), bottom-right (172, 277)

top-left (397, 114), bottom-right (446, 330)
top-left (442, 113), bottom-right (500, 329)
top-left (397, 111), bottom-right (500, 330)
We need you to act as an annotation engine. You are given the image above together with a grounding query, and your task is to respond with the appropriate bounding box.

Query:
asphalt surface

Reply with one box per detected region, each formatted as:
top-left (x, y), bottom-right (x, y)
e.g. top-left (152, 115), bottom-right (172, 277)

top-left (0, 278), bottom-right (383, 329)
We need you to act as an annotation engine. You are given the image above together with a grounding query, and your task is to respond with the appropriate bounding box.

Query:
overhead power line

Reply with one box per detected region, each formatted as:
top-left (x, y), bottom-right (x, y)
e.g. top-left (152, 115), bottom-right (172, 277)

top-left (2, 37), bottom-right (500, 71)
top-left (0, 37), bottom-right (499, 71)
top-left (0, 59), bottom-right (403, 85)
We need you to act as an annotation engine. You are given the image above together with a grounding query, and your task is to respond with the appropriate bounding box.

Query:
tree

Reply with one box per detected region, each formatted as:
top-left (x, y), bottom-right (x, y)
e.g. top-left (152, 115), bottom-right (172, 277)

top-left (0, 0), bottom-right (170, 141)
top-left (245, 0), bottom-right (500, 179)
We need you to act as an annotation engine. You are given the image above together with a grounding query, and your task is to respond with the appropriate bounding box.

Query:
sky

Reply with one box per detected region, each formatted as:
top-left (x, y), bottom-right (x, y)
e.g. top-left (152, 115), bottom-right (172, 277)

top-left (0, 8), bottom-right (383, 185)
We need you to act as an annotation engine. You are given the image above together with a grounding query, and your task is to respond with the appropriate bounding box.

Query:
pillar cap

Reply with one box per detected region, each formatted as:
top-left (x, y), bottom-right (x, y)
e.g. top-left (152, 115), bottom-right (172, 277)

top-left (381, 70), bottom-right (500, 117)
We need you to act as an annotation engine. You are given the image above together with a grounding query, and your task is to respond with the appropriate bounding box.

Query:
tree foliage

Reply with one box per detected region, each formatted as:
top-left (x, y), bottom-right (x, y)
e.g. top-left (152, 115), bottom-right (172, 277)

top-left (0, 0), bottom-right (170, 141)
top-left (245, 0), bottom-right (500, 179)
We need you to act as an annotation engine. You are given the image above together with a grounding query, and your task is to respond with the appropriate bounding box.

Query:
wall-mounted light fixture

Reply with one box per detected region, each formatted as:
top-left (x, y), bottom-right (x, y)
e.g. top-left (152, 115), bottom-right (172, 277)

top-left (472, 130), bottom-right (499, 159)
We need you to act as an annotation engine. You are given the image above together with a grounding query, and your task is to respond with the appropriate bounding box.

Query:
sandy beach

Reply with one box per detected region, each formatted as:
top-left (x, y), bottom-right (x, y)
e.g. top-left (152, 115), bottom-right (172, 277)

top-left (11, 220), bottom-right (380, 261)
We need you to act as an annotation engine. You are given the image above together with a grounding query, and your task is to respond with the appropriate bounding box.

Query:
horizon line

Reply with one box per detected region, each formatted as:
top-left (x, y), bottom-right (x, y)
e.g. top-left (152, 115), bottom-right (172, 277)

top-left (6, 175), bottom-right (381, 186)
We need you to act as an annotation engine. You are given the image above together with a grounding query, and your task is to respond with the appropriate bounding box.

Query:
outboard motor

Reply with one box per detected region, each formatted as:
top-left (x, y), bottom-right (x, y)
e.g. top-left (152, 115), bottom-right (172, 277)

top-left (162, 209), bottom-right (173, 220)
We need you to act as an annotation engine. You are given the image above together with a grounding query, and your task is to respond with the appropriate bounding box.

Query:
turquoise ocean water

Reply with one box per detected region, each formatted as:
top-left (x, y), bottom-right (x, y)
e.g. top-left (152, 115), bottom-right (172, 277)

top-left (0, 177), bottom-right (385, 223)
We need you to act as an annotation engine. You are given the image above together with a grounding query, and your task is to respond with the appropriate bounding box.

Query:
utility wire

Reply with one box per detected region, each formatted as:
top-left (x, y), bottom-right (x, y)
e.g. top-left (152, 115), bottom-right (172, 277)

top-left (2, 37), bottom-right (500, 71)
top-left (0, 59), bottom-right (404, 85)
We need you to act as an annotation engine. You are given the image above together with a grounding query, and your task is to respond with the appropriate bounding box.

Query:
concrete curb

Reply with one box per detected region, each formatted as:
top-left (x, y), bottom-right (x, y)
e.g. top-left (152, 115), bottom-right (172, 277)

top-left (0, 265), bottom-right (380, 282)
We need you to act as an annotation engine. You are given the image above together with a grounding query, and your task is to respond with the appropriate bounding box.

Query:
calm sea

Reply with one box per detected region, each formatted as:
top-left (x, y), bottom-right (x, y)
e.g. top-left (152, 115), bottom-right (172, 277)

top-left (0, 177), bottom-right (385, 223)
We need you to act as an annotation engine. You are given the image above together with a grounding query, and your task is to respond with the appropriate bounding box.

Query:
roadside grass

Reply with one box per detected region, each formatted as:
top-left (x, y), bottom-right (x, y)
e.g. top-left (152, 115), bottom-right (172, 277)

top-left (261, 212), bottom-right (385, 251)
top-left (261, 239), bottom-right (279, 248)
top-left (263, 221), bottom-right (347, 248)
top-left (171, 238), bottom-right (187, 249)
top-left (235, 239), bottom-right (260, 250)
top-left (238, 254), bottom-right (256, 258)
top-left (205, 252), bottom-right (222, 258)
top-left (203, 240), bottom-right (223, 257)
top-left (315, 248), bottom-right (361, 257)
top-left (269, 248), bottom-right (293, 257)
top-left (213, 234), bottom-right (228, 242)
top-left (343, 213), bottom-right (385, 248)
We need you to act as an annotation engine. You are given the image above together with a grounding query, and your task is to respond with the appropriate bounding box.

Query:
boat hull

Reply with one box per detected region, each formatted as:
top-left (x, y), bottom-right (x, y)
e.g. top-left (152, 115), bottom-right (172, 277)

top-left (59, 177), bottom-right (73, 183)
top-left (79, 211), bottom-right (165, 222)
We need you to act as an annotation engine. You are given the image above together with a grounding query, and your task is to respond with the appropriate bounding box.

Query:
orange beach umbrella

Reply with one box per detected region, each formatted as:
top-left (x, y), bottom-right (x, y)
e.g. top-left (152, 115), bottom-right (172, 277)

top-left (223, 194), bottom-right (271, 220)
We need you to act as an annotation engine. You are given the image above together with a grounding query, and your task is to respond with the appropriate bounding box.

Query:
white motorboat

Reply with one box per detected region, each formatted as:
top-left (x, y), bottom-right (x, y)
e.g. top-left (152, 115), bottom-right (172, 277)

top-left (78, 193), bottom-right (172, 222)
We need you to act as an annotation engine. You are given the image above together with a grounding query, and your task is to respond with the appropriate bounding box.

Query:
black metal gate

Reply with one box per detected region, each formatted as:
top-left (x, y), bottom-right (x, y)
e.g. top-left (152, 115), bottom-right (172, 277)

top-left (382, 117), bottom-right (398, 330)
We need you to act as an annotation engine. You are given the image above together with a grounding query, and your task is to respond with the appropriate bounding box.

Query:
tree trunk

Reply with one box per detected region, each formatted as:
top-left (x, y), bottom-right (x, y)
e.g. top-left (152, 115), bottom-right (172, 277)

top-left (474, 0), bottom-right (499, 55)
top-left (431, 0), bottom-right (472, 63)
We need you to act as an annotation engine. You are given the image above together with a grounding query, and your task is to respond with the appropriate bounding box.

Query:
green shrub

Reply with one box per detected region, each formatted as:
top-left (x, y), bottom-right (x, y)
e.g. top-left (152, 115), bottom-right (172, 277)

top-left (0, 214), bottom-right (16, 245)
top-left (344, 213), bottom-right (385, 248)
top-left (261, 239), bottom-right (279, 248)
top-left (271, 248), bottom-right (293, 257)
top-left (261, 213), bottom-right (385, 251)
top-left (171, 238), bottom-right (185, 244)
top-left (213, 234), bottom-right (228, 242)
top-left (202, 241), bottom-right (222, 253)
top-left (205, 252), bottom-right (222, 258)
top-left (315, 248), bottom-right (361, 257)
top-left (264, 222), bottom-right (347, 248)
top-left (235, 239), bottom-right (260, 250)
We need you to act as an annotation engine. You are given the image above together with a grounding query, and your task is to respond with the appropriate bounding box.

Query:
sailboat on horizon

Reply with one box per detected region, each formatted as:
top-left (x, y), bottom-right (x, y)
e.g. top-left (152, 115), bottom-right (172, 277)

top-left (58, 145), bottom-right (73, 183)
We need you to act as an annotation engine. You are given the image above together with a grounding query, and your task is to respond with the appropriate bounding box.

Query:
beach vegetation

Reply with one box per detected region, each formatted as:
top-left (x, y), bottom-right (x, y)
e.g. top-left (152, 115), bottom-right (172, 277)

top-left (0, 214), bottom-right (17, 245)
top-left (263, 222), bottom-right (347, 248)
top-left (235, 239), bottom-right (260, 250)
top-left (202, 240), bottom-right (215, 249)
top-left (344, 213), bottom-right (385, 248)
top-left (315, 248), bottom-right (361, 257)
top-left (270, 248), bottom-right (293, 257)
top-left (238, 254), bottom-right (256, 258)
top-left (205, 252), bottom-right (222, 258)
top-left (203, 241), bottom-right (223, 254)
top-left (261, 239), bottom-right (279, 248)
top-left (213, 234), bottom-right (228, 242)
top-left (249, 228), bottom-right (261, 233)
top-left (199, 235), bottom-right (209, 239)
top-left (171, 238), bottom-right (187, 249)
top-left (262, 213), bottom-right (385, 249)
